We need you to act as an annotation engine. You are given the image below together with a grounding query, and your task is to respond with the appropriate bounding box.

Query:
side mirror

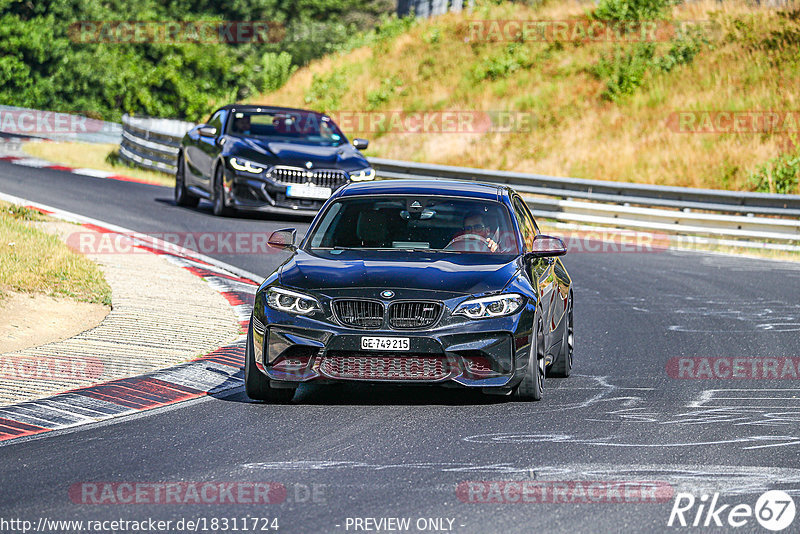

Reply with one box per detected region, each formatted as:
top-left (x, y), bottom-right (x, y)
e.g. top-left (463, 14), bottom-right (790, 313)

top-left (268, 228), bottom-right (297, 250)
top-left (525, 235), bottom-right (567, 259)
top-left (352, 138), bottom-right (369, 150)
top-left (198, 125), bottom-right (217, 137)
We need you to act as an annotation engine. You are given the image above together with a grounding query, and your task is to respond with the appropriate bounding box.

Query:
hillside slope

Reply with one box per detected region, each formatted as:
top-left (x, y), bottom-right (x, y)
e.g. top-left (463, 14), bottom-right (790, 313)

top-left (251, 0), bottom-right (800, 193)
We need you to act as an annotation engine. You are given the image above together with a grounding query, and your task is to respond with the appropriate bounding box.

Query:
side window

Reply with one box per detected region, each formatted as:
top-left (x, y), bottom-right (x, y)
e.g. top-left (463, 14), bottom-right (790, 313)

top-left (512, 197), bottom-right (535, 251)
top-left (520, 199), bottom-right (540, 234)
top-left (207, 110), bottom-right (226, 133)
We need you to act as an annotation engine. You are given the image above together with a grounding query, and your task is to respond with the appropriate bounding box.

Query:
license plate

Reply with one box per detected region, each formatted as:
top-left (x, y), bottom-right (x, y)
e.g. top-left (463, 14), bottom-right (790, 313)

top-left (361, 337), bottom-right (410, 351)
top-left (286, 184), bottom-right (332, 200)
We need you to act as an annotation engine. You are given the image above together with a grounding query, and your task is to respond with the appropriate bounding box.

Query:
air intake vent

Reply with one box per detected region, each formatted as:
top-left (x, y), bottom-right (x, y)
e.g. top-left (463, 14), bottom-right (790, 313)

top-left (269, 167), bottom-right (348, 189)
top-left (319, 353), bottom-right (451, 381)
top-left (389, 301), bottom-right (442, 329)
top-left (333, 300), bottom-right (384, 329)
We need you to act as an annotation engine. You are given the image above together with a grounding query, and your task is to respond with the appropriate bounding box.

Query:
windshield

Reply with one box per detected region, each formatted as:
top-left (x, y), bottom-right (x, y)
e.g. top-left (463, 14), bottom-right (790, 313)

top-left (306, 196), bottom-right (520, 254)
top-left (226, 110), bottom-right (346, 146)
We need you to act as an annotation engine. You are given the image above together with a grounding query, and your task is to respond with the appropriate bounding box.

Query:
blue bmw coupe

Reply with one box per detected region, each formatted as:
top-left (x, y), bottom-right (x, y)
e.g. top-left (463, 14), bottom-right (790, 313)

top-left (246, 179), bottom-right (573, 402)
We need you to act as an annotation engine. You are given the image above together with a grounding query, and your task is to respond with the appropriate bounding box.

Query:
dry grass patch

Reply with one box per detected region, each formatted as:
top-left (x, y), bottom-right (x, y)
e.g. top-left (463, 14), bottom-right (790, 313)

top-left (252, 0), bottom-right (800, 192)
top-left (22, 142), bottom-right (174, 187)
top-left (0, 202), bottom-right (111, 305)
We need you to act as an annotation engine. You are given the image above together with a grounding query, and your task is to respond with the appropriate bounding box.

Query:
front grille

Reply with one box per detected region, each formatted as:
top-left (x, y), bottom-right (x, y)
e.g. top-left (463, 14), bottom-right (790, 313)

top-left (269, 167), bottom-right (348, 189)
top-left (333, 300), bottom-right (384, 329)
top-left (319, 353), bottom-right (451, 381)
top-left (389, 301), bottom-right (443, 329)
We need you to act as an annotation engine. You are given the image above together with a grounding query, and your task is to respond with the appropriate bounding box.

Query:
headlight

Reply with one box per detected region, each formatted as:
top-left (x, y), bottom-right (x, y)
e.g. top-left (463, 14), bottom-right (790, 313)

top-left (453, 293), bottom-right (524, 319)
top-left (266, 287), bottom-right (321, 315)
top-left (349, 167), bottom-right (376, 182)
top-left (230, 157), bottom-right (265, 174)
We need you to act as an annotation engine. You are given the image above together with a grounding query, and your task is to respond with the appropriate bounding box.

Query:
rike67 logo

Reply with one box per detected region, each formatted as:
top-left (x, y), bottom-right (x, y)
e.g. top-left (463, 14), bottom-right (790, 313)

top-left (668, 491), bottom-right (796, 531)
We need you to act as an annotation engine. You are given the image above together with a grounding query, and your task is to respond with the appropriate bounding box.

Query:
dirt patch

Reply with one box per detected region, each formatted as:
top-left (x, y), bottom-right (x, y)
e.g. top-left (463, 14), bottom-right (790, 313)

top-left (0, 292), bottom-right (109, 354)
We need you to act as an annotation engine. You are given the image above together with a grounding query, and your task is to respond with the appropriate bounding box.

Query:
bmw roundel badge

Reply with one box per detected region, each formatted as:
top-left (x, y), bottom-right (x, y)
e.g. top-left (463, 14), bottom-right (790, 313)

top-left (381, 290), bottom-right (395, 299)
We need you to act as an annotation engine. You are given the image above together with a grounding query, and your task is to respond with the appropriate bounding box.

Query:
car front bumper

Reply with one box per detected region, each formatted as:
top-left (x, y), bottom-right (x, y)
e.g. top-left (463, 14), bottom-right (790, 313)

top-left (250, 301), bottom-right (536, 392)
top-left (227, 174), bottom-right (338, 215)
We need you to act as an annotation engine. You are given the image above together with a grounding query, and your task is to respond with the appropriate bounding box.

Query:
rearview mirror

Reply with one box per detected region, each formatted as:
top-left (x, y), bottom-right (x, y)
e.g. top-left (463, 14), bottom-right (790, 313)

top-left (352, 138), bottom-right (369, 150)
top-left (268, 228), bottom-right (297, 250)
top-left (198, 126), bottom-right (217, 137)
top-left (525, 235), bottom-right (567, 259)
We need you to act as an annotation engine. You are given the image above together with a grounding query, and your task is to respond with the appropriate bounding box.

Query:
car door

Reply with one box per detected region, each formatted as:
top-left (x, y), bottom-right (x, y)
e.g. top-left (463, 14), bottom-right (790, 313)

top-left (522, 197), bottom-right (569, 324)
top-left (197, 110), bottom-right (226, 190)
top-left (513, 196), bottom-right (558, 336)
top-left (184, 110), bottom-right (226, 193)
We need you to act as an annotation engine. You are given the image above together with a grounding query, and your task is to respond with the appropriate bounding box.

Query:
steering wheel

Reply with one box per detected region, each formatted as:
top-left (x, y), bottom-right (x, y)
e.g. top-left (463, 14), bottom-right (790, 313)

top-left (444, 233), bottom-right (499, 252)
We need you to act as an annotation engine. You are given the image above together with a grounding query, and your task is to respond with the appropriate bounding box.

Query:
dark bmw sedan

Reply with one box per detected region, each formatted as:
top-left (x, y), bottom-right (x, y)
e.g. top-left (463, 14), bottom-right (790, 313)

top-left (176, 105), bottom-right (373, 216)
top-left (246, 180), bottom-right (574, 402)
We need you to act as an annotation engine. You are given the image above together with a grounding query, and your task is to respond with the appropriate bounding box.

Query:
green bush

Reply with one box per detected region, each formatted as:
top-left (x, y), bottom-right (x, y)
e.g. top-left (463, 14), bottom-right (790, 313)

top-left (366, 75), bottom-right (404, 110)
top-left (593, 43), bottom-right (655, 101)
top-left (471, 43), bottom-right (534, 82)
top-left (304, 68), bottom-right (350, 111)
top-left (749, 143), bottom-right (800, 194)
top-left (593, 0), bottom-right (673, 22)
top-left (0, 0), bottom-right (395, 121)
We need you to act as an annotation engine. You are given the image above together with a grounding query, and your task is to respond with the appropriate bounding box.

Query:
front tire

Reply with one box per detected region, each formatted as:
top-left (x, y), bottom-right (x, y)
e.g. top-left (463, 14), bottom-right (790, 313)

top-left (174, 152), bottom-right (199, 208)
top-left (549, 292), bottom-right (574, 378)
top-left (513, 317), bottom-right (544, 401)
top-left (213, 164), bottom-right (234, 217)
top-left (244, 322), bottom-right (295, 403)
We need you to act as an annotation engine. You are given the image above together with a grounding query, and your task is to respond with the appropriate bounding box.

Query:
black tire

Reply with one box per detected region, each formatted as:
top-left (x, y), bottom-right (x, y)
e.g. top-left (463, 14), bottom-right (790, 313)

top-left (244, 322), bottom-right (295, 403)
top-left (212, 164), bottom-right (233, 217)
top-left (174, 152), bottom-right (199, 208)
top-left (549, 292), bottom-right (574, 378)
top-left (513, 316), bottom-right (544, 401)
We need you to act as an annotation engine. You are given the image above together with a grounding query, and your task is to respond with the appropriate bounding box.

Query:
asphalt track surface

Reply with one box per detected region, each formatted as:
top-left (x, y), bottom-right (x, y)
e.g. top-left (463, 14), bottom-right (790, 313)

top-left (2, 160), bottom-right (800, 533)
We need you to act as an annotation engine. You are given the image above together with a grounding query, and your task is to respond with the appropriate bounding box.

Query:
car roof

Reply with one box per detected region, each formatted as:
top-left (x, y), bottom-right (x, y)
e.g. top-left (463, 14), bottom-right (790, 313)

top-left (214, 104), bottom-right (326, 116)
top-left (335, 179), bottom-right (509, 202)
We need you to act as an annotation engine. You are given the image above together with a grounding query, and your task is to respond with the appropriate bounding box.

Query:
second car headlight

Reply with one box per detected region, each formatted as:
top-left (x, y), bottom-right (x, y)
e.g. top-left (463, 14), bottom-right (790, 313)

top-left (266, 287), bottom-right (321, 315)
top-left (230, 157), bottom-right (265, 174)
top-left (349, 167), bottom-right (376, 182)
top-left (453, 293), bottom-right (524, 319)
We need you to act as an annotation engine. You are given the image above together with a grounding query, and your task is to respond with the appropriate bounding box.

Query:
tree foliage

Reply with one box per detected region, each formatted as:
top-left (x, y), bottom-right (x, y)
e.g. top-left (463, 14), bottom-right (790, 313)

top-left (0, 0), bottom-right (394, 121)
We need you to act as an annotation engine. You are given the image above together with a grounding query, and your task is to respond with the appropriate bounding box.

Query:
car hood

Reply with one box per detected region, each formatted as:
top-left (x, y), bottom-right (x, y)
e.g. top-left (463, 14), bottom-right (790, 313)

top-left (279, 250), bottom-right (520, 296)
top-left (228, 137), bottom-right (369, 172)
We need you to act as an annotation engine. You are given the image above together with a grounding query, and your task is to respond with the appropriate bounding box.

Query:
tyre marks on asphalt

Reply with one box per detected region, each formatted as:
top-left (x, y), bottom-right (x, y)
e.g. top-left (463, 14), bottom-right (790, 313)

top-left (0, 224), bottom-right (258, 444)
top-left (458, 376), bottom-right (800, 450)
top-left (242, 461), bottom-right (800, 497)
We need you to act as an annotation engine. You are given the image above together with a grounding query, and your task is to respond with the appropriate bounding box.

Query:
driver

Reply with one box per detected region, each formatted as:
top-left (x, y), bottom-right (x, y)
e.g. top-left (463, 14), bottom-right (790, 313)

top-left (447, 211), bottom-right (500, 252)
top-left (232, 115), bottom-right (251, 135)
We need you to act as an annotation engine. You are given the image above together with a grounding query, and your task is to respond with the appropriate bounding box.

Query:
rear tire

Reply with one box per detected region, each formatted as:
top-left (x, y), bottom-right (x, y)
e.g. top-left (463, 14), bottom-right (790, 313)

top-left (549, 292), bottom-right (574, 378)
top-left (513, 317), bottom-right (544, 401)
top-left (174, 152), bottom-right (199, 208)
top-left (244, 322), bottom-right (295, 403)
top-left (213, 164), bottom-right (233, 217)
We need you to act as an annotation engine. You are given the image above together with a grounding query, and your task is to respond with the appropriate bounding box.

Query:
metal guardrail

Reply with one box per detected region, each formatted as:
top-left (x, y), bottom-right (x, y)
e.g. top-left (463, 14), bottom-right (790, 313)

top-left (119, 115), bottom-right (195, 174)
top-left (119, 115), bottom-right (800, 245)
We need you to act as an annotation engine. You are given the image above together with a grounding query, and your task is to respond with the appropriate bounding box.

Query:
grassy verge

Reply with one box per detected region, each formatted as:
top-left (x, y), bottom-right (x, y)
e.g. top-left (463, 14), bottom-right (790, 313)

top-left (0, 202), bottom-right (112, 305)
top-left (21, 142), bottom-right (175, 188)
top-left (253, 0), bottom-right (800, 193)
